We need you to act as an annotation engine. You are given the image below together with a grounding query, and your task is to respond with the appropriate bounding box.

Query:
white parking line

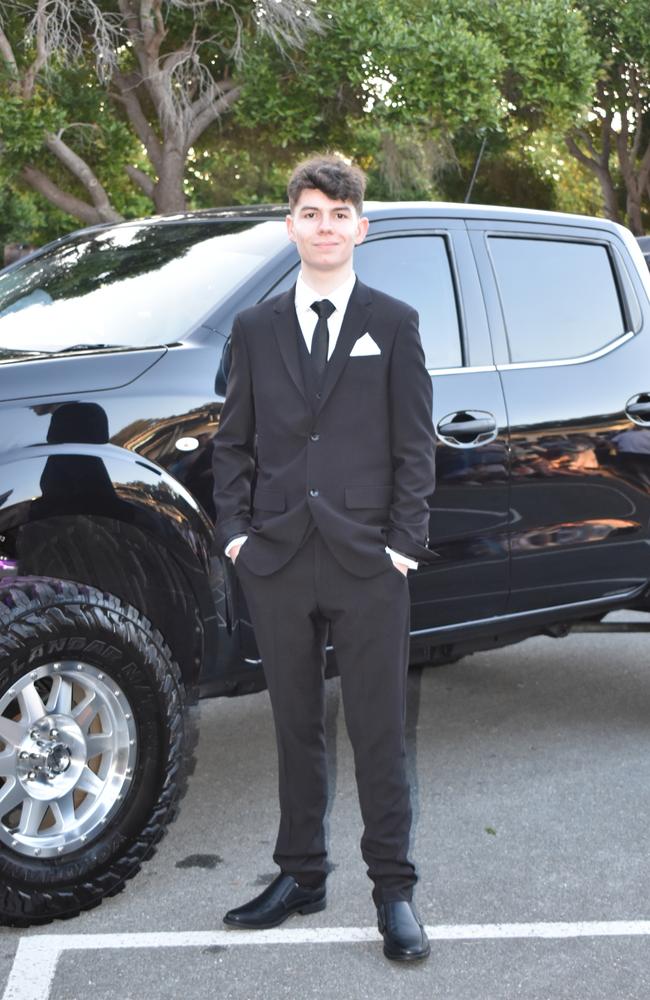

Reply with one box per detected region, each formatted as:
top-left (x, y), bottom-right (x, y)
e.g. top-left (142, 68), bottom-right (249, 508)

top-left (5, 921), bottom-right (650, 1000)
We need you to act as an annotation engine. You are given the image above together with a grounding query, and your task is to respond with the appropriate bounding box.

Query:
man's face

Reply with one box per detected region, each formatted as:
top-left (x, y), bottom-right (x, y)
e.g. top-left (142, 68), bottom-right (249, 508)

top-left (286, 188), bottom-right (369, 274)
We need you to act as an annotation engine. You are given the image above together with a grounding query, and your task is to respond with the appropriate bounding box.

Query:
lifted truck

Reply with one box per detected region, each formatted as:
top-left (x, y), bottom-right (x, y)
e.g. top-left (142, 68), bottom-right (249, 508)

top-left (1, 202), bottom-right (650, 924)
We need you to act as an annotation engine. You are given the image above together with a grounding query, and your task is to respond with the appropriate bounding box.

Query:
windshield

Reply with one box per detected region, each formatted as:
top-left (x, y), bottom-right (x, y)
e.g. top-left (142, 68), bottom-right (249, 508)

top-left (0, 219), bottom-right (288, 358)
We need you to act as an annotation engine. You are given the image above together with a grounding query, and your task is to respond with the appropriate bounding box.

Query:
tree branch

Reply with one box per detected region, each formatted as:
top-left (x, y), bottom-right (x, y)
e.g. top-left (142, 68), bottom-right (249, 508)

top-left (0, 25), bottom-right (19, 85)
top-left (125, 163), bottom-right (155, 198)
top-left (44, 131), bottom-right (122, 221)
top-left (140, 0), bottom-right (167, 56)
top-left (189, 75), bottom-right (237, 120)
top-left (161, 34), bottom-right (196, 78)
top-left (20, 164), bottom-right (121, 225)
top-left (117, 0), bottom-right (161, 107)
top-left (186, 83), bottom-right (242, 147)
top-left (637, 138), bottom-right (650, 193)
top-left (22, 0), bottom-right (50, 100)
top-left (118, 0), bottom-right (168, 121)
top-left (112, 69), bottom-right (163, 171)
top-left (616, 128), bottom-right (635, 193)
top-left (565, 133), bottom-right (600, 170)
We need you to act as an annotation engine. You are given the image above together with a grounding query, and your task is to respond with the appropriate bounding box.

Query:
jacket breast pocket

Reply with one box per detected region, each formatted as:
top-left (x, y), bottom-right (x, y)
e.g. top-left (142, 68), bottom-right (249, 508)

top-left (252, 488), bottom-right (286, 513)
top-left (344, 485), bottom-right (393, 509)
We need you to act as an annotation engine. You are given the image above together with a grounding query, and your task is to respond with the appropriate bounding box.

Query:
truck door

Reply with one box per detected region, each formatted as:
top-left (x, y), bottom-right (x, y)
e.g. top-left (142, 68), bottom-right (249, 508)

top-left (353, 220), bottom-right (510, 629)
top-left (468, 219), bottom-right (650, 614)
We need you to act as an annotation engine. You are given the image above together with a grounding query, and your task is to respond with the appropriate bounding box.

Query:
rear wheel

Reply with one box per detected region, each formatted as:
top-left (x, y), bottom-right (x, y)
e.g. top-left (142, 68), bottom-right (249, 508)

top-left (0, 577), bottom-right (194, 926)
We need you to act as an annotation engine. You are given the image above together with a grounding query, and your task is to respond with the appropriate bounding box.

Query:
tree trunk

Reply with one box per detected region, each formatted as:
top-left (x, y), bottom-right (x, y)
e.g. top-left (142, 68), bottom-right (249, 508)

top-left (565, 134), bottom-right (622, 224)
top-left (596, 165), bottom-right (622, 225)
top-left (626, 188), bottom-right (645, 236)
top-left (153, 145), bottom-right (187, 214)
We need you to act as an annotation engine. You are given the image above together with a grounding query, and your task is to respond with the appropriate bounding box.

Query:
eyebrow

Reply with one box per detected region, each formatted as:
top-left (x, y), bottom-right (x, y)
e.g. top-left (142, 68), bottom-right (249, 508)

top-left (299, 205), bottom-right (352, 213)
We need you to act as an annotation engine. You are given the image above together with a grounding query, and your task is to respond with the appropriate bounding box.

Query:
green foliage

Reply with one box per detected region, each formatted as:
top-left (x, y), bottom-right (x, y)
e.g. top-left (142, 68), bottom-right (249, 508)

top-left (521, 129), bottom-right (605, 216)
top-left (236, 0), bottom-right (597, 144)
top-left (0, 180), bottom-right (74, 248)
top-left (0, 90), bottom-right (65, 160)
top-left (0, 53), bottom-right (153, 239)
top-left (0, 0), bottom-right (621, 239)
top-left (183, 139), bottom-right (295, 206)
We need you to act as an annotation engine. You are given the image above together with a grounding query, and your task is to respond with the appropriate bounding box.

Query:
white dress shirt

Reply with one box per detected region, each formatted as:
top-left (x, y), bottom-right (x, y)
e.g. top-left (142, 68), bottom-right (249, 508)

top-left (225, 270), bottom-right (418, 571)
top-left (293, 270), bottom-right (356, 358)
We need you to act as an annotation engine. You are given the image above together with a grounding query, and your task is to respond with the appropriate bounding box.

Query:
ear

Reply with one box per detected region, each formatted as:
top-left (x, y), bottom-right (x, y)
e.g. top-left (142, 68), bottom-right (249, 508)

top-left (286, 213), bottom-right (296, 244)
top-left (354, 215), bottom-right (369, 246)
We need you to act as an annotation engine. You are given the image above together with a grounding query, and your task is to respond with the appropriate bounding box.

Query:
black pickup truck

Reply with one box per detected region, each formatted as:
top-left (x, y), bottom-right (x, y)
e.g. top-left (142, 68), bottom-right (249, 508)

top-left (1, 202), bottom-right (650, 926)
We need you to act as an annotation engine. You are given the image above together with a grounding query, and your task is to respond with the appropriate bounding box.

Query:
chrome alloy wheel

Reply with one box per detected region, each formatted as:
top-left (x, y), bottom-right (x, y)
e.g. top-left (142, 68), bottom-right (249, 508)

top-left (0, 662), bottom-right (137, 857)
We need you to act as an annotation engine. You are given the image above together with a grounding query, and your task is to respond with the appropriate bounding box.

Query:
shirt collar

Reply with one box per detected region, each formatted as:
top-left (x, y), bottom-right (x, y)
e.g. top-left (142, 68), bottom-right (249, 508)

top-left (295, 270), bottom-right (357, 316)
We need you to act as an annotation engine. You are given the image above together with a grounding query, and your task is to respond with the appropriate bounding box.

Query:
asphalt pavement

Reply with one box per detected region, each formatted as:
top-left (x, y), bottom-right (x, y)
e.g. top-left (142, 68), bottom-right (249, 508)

top-left (3, 615), bottom-right (650, 1000)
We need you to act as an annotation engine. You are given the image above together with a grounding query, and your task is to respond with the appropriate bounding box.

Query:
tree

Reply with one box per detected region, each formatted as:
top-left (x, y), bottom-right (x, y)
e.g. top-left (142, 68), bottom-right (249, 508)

top-left (230, 0), bottom-right (598, 204)
top-left (0, 0), bottom-right (321, 222)
top-left (0, 0), bottom-right (601, 237)
top-left (566, 0), bottom-right (650, 233)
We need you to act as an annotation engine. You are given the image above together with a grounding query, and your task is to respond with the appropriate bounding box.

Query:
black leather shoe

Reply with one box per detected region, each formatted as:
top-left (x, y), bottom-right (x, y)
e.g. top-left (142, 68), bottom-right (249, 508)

top-left (377, 900), bottom-right (430, 961)
top-left (223, 873), bottom-right (326, 929)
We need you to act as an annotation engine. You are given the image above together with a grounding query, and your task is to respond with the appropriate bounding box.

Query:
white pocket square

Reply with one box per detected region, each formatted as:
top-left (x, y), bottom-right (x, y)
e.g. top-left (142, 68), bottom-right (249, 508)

top-left (350, 332), bottom-right (381, 357)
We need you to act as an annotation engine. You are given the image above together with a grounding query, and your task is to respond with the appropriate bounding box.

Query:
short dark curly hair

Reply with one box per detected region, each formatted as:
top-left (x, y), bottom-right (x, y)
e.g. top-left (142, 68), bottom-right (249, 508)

top-left (287, 155), bottom-right (366, 215)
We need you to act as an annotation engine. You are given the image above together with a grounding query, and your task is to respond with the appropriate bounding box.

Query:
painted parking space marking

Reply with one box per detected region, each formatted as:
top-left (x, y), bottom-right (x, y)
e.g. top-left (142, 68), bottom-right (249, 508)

top-left (5, 921), bottom-right (650, 1000)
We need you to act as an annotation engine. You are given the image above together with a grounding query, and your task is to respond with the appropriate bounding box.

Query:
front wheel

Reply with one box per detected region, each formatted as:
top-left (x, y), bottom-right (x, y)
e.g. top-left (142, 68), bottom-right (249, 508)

top-left (0, 577), bottom-right (194, 926)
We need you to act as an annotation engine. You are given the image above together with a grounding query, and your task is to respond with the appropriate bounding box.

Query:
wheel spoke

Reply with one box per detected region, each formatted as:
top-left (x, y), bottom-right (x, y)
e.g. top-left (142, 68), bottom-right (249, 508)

top-left (51, 792), bottom-right (75, 830)
top-left (0, 748), bottom-right (17, 778)
top-left (17, 682), bottom-right (46, 724)
top-left (85, 732), bottom-right (114, 757)
top-left (0, 658), bottom-right (137, 857)
top-left (46, 675), bottom-right (73, 716)
top-left (17, 798), bottom-right (48, 837)
top-left (76, 766), bottom-right (103, 797)
top-left (72, 691), bottom-right (98, 731)
top-left (0, 716), bottom-right (24, 749)
top-left (0, 777), bottom-right (25, 817)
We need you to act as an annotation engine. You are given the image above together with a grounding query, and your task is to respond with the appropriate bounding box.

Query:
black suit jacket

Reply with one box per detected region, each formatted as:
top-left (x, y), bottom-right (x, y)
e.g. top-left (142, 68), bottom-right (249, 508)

top-left (211, 278), bottom-right (436, 577)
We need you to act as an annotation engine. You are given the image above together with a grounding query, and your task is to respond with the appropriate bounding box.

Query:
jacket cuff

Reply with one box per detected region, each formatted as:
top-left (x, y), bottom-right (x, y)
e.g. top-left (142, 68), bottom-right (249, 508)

top-left (216, 517), bottom-right (251, 553)
top-left (385, 527), bottom-right (436, 563)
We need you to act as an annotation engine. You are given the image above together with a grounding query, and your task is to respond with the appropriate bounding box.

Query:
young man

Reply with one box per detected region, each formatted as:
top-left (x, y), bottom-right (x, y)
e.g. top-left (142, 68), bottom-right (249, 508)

top-left (211, 156), bottom-right (435, 962)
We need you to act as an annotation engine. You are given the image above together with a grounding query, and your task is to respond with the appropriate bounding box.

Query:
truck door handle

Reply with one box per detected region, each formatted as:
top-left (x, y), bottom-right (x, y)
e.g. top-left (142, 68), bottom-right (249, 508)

top-left (436, 410), bottom-right (497, 446)
top-left (625, 394), bottom-right (650, 425)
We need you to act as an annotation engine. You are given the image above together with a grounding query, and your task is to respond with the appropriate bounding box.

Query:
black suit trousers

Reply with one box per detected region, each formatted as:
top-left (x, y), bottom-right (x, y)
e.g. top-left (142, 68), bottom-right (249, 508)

top-left (234, 528), bottom-right (417, 905)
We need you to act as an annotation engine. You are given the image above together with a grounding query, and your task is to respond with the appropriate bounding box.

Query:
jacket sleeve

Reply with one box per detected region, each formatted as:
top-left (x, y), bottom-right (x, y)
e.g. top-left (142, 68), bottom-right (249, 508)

top-left (211, 315), bottom-right (256, 552)
top-left (385, 307), bottom-right (436, 561)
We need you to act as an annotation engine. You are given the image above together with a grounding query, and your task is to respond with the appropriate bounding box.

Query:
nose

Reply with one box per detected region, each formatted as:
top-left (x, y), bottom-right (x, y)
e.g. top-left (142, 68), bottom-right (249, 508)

top-left (317, 214), bottom-right (334, 232)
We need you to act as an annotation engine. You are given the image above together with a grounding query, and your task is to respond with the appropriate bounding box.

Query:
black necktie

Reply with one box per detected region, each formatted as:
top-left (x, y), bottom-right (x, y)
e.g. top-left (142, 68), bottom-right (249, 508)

top-left (310, 299), bottom-right (335, 381)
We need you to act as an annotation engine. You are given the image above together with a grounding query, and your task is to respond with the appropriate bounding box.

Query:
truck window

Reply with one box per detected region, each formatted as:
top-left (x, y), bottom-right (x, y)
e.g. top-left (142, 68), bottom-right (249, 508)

top-left (354, 235), bottom-right (462, 369)
top-left (488, 237), bottom-right (626, 364)
top-left (0, 220), bottom-right (286, 356)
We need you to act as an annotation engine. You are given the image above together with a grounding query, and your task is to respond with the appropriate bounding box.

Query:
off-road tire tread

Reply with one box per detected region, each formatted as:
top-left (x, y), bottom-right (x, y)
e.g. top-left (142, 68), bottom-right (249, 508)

top-left (0, 576), bottom-right (197, 927)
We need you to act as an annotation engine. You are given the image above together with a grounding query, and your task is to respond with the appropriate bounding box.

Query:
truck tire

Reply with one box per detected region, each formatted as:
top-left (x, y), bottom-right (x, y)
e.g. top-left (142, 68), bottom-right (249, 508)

top-left (0, 577), bottom-right (194, 926)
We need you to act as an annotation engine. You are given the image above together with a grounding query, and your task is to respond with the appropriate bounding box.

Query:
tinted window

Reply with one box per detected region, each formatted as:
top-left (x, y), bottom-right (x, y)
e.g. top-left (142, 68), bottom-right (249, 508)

top-left (489, 237), bottom-right (626, 363)
top-left (354, 236), bottom-right (462, 368)
top-left (0, 220), bottom-right (287, 358)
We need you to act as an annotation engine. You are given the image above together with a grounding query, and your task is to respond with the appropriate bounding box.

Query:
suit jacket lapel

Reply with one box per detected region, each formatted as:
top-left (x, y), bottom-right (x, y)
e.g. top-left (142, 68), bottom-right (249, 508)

top-left (316, 278), bottom-right (372, 414)
top-left (271, 286), bottom-right (308, 405)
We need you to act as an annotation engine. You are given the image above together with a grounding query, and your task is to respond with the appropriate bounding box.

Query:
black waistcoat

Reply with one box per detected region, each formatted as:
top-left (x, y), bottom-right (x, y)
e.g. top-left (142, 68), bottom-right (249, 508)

top-left (295, 309), bottom-right (323, 412)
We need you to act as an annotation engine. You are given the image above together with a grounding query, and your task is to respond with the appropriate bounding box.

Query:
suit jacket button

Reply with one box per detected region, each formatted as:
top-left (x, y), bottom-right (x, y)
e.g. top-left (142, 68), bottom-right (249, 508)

top-left (309, 489), bottom-right (319, 498)
top-left (310, 433), bottom-right (320, 442)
